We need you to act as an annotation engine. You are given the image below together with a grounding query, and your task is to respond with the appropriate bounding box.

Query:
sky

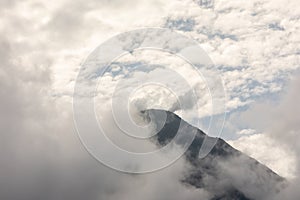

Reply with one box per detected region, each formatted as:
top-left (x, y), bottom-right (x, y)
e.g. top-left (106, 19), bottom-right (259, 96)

top-left (0, 0), bottom-right (300, 199)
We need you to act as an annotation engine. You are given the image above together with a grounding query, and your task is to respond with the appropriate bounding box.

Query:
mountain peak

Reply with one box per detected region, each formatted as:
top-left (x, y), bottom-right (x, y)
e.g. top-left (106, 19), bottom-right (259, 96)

top-left (141, 109), bottom-right (285, 200)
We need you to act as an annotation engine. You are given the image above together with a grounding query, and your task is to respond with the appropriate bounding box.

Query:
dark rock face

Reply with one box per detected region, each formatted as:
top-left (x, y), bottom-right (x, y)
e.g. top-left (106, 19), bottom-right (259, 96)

top-left (143, 109), bottom-right (285, 200)
top-left (211, 190), bottom-right (251, 200)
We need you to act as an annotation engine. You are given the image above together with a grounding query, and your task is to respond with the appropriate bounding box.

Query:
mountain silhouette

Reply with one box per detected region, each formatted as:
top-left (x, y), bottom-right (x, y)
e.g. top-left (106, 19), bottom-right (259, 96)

top-left (142, 109), bottom-right (285, 200)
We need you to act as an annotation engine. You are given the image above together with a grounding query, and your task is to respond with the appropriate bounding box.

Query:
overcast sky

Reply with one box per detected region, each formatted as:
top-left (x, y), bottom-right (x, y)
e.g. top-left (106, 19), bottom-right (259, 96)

top-left (0, 0), bottom-right (299, 199)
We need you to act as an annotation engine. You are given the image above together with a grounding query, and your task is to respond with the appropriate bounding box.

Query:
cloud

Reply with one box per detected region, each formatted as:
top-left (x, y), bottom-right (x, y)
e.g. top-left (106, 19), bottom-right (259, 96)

top-left (0, 27), bottom-right (214, 200)
top-left (0, 0), bottom-right (299, 199)
top-left (2, 0), bottom-right (296, 119)
top-left (0, 32), bottom-right (213, 200)
top-left (227, 74), bottom-right (300, 199)
top-left (229, 133), bottom-right (297, 179)
top-left (237, 128), bottom-right (257, 135)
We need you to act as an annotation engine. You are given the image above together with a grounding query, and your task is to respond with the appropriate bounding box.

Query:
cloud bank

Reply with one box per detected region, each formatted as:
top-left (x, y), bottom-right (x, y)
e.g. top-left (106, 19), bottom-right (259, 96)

top-left (0, 0), bottom-right (299, 199)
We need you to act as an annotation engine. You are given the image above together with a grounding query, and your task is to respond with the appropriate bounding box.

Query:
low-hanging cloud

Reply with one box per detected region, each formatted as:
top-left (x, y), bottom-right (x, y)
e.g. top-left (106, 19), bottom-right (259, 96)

top-left (1, 0), bottom-right (299, 199)
top-left (0, 34), bottom-right (214, 199)
top-left (229, 74), bottom-right (300, 200)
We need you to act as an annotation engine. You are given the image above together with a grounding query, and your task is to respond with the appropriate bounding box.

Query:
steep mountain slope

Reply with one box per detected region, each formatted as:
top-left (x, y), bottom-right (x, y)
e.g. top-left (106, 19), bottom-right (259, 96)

top-left (142, 109), bottom-right (285, 200)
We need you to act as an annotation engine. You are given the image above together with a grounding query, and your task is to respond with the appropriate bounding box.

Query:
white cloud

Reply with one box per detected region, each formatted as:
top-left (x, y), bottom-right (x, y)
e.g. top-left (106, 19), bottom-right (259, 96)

top-left (1, 0), bottom-right (300, 199)
top-left (229, 133), bottom-right (297, 179)
top-left (228, 75), bottom-right (300, 199)
top-left (237, 128), bottom-right (257, 135)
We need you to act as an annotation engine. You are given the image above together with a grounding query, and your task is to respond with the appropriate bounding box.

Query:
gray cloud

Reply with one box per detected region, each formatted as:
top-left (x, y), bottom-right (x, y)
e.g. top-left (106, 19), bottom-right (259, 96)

top-left (1, 0), bottom-right (299, 199)
top-left (0, 31), bottom-right (211, 200)
top-left (229, 75), bottom-right (300, 199)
